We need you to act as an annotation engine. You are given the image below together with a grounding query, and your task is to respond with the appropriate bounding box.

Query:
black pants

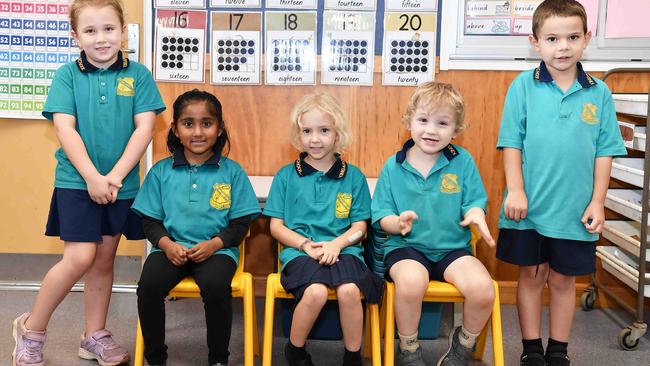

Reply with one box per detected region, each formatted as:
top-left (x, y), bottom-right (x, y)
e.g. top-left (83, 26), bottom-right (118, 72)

top-left (137, 251), bottom-right (237, 365)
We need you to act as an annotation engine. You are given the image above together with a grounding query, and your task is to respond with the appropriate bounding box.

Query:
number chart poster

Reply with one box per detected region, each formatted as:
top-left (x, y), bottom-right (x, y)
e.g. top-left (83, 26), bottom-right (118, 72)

top-left (211, 11), bottom-right (262, 85)
top-left (265, 11), bottom-right (317, 85)
top-left (0, 0), bottom-right (76, 119)
top-left (155, 9), bottom-right (207, 83)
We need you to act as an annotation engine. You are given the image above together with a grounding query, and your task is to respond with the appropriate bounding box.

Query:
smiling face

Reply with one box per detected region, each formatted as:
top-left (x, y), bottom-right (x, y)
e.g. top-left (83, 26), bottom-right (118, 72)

top-left (407, 105), bottom-right (458, 158)
top-left (173, 100), bottom-right (221, 164)
top-left (530, 15), bottom-right (591, 80)
top-left (299, 108), bottom-right (339, 167)
top-left (71, 5), bottom-right (124, 69)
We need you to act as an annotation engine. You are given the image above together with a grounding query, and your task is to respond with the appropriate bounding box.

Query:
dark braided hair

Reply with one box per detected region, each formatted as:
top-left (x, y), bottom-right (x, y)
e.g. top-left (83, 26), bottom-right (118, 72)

top-left (167, 89), bottom-right (230, 157)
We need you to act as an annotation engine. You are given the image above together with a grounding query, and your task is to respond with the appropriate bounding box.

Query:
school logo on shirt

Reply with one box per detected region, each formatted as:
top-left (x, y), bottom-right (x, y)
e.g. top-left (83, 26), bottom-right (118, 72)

top-left (581, 103), bottom-right (598, 124)
top-left (210, 183), bottom-right (231, 210)
top-left (441, 174), bottom-right (460, 194)
top-left (116, 77), bottom-right (135, 96)
top-left (335, 192), bottom-right (352, 218)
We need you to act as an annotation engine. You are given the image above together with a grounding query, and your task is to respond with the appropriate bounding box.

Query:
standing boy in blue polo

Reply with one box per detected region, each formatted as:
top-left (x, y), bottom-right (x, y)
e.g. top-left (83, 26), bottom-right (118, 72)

top-left (496, 1), bottom-right (626, 365)
top-left (372, 81), bottom-right (496, 366)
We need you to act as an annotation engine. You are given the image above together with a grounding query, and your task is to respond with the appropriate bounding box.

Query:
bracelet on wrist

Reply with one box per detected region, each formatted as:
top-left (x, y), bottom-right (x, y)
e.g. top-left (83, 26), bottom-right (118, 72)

top-left (298, 238), bottom-right (310, 251)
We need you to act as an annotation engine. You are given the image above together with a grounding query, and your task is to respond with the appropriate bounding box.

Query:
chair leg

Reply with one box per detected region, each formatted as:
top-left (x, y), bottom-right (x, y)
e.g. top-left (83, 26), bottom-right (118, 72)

top-left (252, 292), bottom-right (260, 357)
top-left (134, 319), bottom-right (145, 366)
top-left (384, 283), bottom-right (396, 366)
top-left (368, 303), bottom-right (381, 366)
top-left (242, 275), bottom-right (255, 366)
top-left (363, 306), bottom-right (372, 359)
top-left (473, 320), bottom-right (489, 361)
top-left (262, 278), bottom-right (277, 366)
top-left (490, 281), bottom-right (504, 366)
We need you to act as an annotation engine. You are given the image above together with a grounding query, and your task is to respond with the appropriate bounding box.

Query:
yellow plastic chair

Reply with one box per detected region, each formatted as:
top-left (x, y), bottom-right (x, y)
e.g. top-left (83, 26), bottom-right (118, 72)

top-left (262, 243), bottom-right (382, 366)
top-left (134, 241), bottom-right (260, 366)
top-left (381, 229), bottom-right (504, 366)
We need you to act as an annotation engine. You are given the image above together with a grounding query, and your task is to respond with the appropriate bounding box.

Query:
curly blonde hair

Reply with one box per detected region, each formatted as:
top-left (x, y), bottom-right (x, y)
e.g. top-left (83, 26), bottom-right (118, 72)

top-left (402, 81), bottom-right (466, 132)
top-left (289, 93), bottom-right (351, 152)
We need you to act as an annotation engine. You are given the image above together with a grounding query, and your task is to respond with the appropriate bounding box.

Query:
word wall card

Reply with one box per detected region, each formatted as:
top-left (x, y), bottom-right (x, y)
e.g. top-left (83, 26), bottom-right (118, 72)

top-left (324, 0), bottom-right (376, 11)
top-left (211, 11), bottom-right (262, 85)
top-left (0, 0), bottom-right (76, 119)
top-left (210, 0), bottom-right (261, 8)
top-left (155, 9), bottom-right (207, 83)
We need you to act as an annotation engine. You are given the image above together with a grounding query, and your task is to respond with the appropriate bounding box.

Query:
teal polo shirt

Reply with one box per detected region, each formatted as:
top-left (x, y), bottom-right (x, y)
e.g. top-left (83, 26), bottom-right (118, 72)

top-left (371, 140), bottom-right (487, 262)
top-left (497, 62), bottom-right (627, 241)
top-left (263, 154), bottom-right (372, 270)
top-left (42, 51), bottom-right (166, 199)
top-left (131, 151), bottom-right (261, 264)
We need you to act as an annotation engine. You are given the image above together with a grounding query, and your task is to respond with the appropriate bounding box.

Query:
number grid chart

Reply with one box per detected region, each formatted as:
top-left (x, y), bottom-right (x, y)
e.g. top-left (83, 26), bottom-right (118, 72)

top-left (0, 0), bottom-right (77, 119)
top-left (211, 11), bottom-right (262, 85)
top-left (321, 11), bottom-right (375, 86)
top-left (382, 11), bottom-right (437, 86)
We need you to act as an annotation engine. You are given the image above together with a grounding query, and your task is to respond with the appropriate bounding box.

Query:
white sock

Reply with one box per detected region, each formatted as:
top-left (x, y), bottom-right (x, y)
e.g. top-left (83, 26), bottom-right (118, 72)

top-left (398, 331), bottom-right (419, 352)
top-left (458, 326), bottom-right (480, 349)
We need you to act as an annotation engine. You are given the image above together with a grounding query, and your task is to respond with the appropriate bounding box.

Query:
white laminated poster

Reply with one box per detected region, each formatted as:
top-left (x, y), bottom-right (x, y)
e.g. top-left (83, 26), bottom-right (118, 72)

top-left (465, 0), bottom-right (512, 17)
top-left (324, 0), bottom-right (376, 11)
top-left (321, 11), bottom-right (375, 86)
top-left (382, 12), bottom-right (436, 86)
top-left (210, 0), bottom-right (261, 8)
top-left (265, 0), bottom-right (317, 10)
top-left (155, 0), bottom-right (206, 8)
top-left (0, 0), bottom-right (74, 119)
top-left (464, 17), bottom-right (511, 34)
top-left (385, 0), bottom-right (436, 12)
top-left (265, 11), bottom-right (317, 85)
top-left (155, 9), bottom-right (207, 83)
top-left (211, 12), bottom-right (262, 85)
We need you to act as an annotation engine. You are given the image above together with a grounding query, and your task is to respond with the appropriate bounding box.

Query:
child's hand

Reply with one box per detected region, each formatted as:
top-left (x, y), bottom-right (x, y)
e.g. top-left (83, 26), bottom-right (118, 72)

top-left (187, 239), bottom-right (222, 263)
top-left (504, 190), bottom-right (528, 222)
top-left (163, 242), bottom-right (188, 267)
top-left (303, 241), bottom-right (324, 261)
top-left (86, 174), bottom-right (113, 205)
top-left (318, 242), bottom-right (341, 266)
top-left (106, 173), bottom-right (123, 203)
top-left (460, 207), bottom-right (495, 247)
top-left (582, 201), bottom-right (605, 234)
top-left (398, 211), bottom-right (419, 236)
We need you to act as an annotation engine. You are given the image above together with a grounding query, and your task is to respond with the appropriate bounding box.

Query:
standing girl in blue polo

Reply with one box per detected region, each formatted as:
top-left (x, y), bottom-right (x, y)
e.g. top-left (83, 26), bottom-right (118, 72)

top-left (12, 1), bottom-right (165, 365)
top-left (133, 89), bottom-right (260, 366)
top-left (264, 92), bottom-right (382, 366)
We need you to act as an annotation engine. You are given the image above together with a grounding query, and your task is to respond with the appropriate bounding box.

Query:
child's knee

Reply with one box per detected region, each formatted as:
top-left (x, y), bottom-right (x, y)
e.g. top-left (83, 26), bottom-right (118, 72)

top-left (465, 277), bottom-right (495, 307)
top-left (301, 284), bottom-right (328, 307)
top-left (336, 283), bottom-right (361, 304)
top-left (547, 270), bottom-right (575, 292)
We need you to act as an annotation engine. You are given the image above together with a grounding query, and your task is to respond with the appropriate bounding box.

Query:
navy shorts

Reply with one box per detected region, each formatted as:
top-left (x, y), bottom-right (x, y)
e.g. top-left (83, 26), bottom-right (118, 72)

top-left (384, 247), bottom-right (472, 282)
top-left (45, 188), bottom-right (144, 242)
top-left (496, 229), bottom-right (596, 276)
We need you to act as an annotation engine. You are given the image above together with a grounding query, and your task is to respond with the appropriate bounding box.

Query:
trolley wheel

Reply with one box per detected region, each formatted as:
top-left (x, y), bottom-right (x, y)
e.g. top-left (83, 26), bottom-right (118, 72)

top-left (618, 328), bottom-right (640, 350)
top-left (581, 288), bottom-right (597, 311)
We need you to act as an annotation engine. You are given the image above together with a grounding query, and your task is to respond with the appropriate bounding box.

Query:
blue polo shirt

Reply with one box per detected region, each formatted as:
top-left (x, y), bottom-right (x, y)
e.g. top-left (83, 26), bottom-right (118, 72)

top-left (371, 140), bottom-right (487, 262)
top-left (497, 62), bottom-right (627, 241)
top-left (42, 51), bottom-right (166, 199)
top-left (263, 154), bottom-right (372, 270)
top-left (131, 151), bottom-right (261, 264)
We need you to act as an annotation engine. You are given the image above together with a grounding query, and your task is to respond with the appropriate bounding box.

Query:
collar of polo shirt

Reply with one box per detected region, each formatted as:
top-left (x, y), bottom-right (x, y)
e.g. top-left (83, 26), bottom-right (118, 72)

top-left (75, 50), bottom-right (129, 73)
top-left (171, 149), bottom-right (221, 168)
top-left (294, 152), bottom-right (347, 179)
top-left (534, 61), bottom-right (596, 88)
top-left (395, 139), bottom-right (459, 164)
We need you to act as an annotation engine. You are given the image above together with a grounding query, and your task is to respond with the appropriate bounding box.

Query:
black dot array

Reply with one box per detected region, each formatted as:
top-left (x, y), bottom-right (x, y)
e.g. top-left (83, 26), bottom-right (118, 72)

top-left (160, 36), bottom-right (200, 70)
top-left (271, 39), bottom-right (312, 72)
top-left (215, 39), bottom-right (256, 72)
top-left (388, 40), bottom-right (430, 73)
top-left (326, 39), bottom-right (370, 73)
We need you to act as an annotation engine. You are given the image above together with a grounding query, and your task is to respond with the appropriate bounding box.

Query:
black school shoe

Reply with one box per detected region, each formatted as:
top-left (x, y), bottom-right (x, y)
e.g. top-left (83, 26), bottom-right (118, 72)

top-left (520, 351), bottom-right (546, 366)
top-left (284, 341), bottom-right (315, 366)
top-left (546, 351), bottom-right (571, 366)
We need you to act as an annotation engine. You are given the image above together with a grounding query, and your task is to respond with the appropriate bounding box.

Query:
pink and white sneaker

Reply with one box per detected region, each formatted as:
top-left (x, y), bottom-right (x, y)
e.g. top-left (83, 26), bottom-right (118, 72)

top-left (78, 329), bottom-right (129, 366)
top-left (12, 312), bottom-right (46, 366)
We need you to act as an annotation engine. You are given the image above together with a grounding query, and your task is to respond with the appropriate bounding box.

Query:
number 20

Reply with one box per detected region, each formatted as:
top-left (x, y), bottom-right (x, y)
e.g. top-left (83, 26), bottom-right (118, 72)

top-left (399, 14), bottom-right (421, 31)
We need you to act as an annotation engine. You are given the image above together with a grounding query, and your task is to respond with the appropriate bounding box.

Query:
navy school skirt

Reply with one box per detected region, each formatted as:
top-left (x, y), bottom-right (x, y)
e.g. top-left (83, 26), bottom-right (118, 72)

top-left (45, 188), bottom-right (144, 242)
top-left (280, 254), bottom-right (383, 304)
